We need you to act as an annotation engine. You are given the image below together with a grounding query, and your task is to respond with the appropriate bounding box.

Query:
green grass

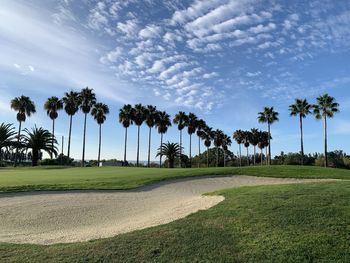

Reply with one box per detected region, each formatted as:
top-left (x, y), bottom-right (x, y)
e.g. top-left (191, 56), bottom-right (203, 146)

top-left (1, 181), bottom-right (349, 262)
top-left (0, 165), bottom-right (350, 193)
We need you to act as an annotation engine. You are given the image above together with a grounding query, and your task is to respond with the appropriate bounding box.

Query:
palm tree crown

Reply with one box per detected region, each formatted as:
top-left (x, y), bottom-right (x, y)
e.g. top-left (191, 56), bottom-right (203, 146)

top-left (44, 96), bottom-right (63, 120)
top-left (313, 94), bottom-right (339, 119)
top-left (173, 111), bottom-right (188, 131)
top-left (79, 87), bottom-right (96, 114)
top-left (11, 95), bottom-right (36, 122)
top-left (119, 104), bottom-right (134, 129)
top-left (91, 103), bottom-right (109, 125)
top-left (63, 91), bottom-right (80, 116)
top-left (258, 107), bottom-right (279, 124)
top-left (289, 98), bottom-right (312, 118)
top-left (156, 142), bottom-right (181, 168)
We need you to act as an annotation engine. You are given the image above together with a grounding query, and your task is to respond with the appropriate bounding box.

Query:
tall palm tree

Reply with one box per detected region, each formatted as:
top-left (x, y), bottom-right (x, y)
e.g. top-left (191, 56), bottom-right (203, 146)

top-left (185, 113), bottom-right (198, 167)
top-left (145, 105), bottom-right (157, 167)
top-left (79, 87), bottom-right (96, 166)
top-left (250, 128), bottom-right (260, 165)
top-left (91, 103), bottom-right (109, 165)
top-left (213, 129), bottom-right (224, 167)
top-left (156, 142), bottom-right (181, 168)
top-left (243, 130), bottom-right (251, 166)
top-left (119, 104), bottom-right (134, 165)
top-left (196, 119), bottom-right (206, 156)
top-left (0, 123), bottom-right (16, 161)
top-left (10, 95), bottom-right (36, 167)
top-left (313, 94), bottom-right (339, 167)
top-left (132, 104), bottom-right (146, 166)
top-left (233, 130), bottom-right (244, 167)
top-left (155, 111), bottom-right (171, 167)
top-left (258, 107), bottom-right (279, 165)
top-left (44, 96), bottom-right (63, 158)
top-left (173, 111), bottom-right (188, 168)
top-left (62, 91), bottom-right (81, 159)
top-left (289, 98), bottom-right (312, 165)
top-left (23, 126), bottom-right (57, 166)
top-left (222, 134), bottom-right (232, 167)
top-left (200, 126), bottom-right (214, 167)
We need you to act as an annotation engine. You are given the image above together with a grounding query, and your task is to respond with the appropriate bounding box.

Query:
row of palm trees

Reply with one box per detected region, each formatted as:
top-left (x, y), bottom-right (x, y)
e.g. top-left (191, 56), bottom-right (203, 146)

top-left (7, 89), bottom-right (339, 168)
top-left (10, 88), bottom-right (109, 167)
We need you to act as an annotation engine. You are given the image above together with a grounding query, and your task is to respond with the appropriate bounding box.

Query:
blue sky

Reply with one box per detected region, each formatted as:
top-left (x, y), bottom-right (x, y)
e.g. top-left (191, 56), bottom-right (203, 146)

top-left (1, 0), bottom-right (350, 161)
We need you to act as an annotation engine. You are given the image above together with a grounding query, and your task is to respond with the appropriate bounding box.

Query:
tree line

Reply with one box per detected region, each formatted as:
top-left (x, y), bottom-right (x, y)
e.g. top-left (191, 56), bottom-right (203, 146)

top-left (0, 88), bottom-right (339, 168)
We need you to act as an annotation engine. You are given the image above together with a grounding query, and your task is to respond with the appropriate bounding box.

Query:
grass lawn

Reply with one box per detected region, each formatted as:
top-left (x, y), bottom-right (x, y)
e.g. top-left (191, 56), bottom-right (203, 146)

top-left (1, 181), bottom-right (349, 262)
top-left (0, 165), bottom-right (350, 193)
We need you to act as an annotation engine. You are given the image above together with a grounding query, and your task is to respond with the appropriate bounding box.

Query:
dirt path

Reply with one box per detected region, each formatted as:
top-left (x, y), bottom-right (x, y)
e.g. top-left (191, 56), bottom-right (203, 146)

top-left (0, 175), bottom-right (333, 245)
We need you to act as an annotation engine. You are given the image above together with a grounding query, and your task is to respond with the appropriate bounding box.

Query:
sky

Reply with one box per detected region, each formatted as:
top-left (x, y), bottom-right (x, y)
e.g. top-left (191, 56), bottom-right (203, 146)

top-left (1, 0), bottom-right (350, 162)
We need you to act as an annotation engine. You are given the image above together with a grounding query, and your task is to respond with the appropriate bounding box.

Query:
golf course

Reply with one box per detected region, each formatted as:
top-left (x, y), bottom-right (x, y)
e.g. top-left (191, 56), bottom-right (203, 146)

top-left (0, 165), bottom-right (349, 262)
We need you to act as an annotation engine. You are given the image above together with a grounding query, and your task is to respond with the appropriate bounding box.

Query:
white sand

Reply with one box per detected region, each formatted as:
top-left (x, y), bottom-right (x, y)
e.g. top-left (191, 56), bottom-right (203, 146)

top-left (0, 175), bottom-right (333, 245)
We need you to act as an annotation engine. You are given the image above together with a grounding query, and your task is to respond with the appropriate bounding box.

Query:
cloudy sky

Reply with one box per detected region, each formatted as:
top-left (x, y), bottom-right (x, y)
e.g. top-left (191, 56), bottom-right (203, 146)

top-left (1, 0), bottom-right (350, 161)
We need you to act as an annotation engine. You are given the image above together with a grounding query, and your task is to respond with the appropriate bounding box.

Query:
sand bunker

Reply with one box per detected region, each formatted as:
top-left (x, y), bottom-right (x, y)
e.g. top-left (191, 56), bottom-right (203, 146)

top-left (0, 175), bottom-right (332, 245)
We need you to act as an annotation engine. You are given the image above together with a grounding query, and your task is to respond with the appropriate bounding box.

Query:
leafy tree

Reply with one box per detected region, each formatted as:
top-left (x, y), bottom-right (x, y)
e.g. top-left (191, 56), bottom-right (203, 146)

top-left (173, 111), bottom-right (188, 168)
top-left (44, 96), bottom-right (63, 158)
top-left (289, 98), bottom-right (312, 165)
top-left (258, 107), bottom-right (279, 165)
top-left (79, 87), bottom-right (96, 166)
top-left (156, 142), bottom-right (181, 168)
top-left (23, 126), bottom-right (57, 166)
top-left (145, 105), bottom-right (157, 167)
top-left (313, 94), bottom-right (339, 167)
top-left (132, 104), bottom-right (146, 166)
top-left (119, 104), bottom-right (134, 165)
top-left (91, 103), bottom-right (109, 165)
top-left (62, 91), bottom-right (81, 158)
top-left (10, 95), bottom-right (36, 167)
top-left (155, 111), bottom-right (171, 167)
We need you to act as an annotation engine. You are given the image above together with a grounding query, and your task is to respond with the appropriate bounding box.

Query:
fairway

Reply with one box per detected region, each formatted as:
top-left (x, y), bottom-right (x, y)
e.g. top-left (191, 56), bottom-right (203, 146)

top-left (1, 181), bottom-right (349, 262)
top-left (0, 165), bottom-right (350, 193)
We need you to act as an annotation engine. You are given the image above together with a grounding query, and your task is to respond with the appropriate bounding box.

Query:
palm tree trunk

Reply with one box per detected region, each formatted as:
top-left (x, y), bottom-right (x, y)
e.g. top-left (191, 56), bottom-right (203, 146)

top-left (324, 116), bottom-right (328, 168)
top-left (265, 147), bottom-right (268, 165)
top-left (81, 113), bottom-right (87, 167)
top-left (260, 148), bottom-right (263, 166)
top-left (223, 149), bottom-right (226, 167)
top-left (198, 136), bottom-right (201, 168)
top-left (14, 121), bottom-right (22, 167)
top-left (246, 147), bottom-right (249, 166)
top-left (216, 146), bottom-right (219, 167)
top-left (189, 134), bottom-right (192, 168)
top-left (32, 148), bottom-right (39, 167)
top-left (136, 125), bottom-right (140, 166)
top-left (253, 146), bottom-right (256, 165)
top-left (123, 127), bottom-right (128, 165)
top-left (98, 124), bottom-right (102, 166)
top-left (207, 146), bottom-right (209, 167)
top-left (179, 130), bottom-right (182, 168)
top-left (67, 115), bottom-right (73, 158)
top-left (159, 133), bottom-right (163, 168)
top-left (147, 127), bottom-right (152, 167)
top-left (51, 119), bottom-right (55, 159)
top-left (300, 115), bottom-right (304, 165)
top-left (239, 143), bottom-right (242, 167)
top-left (268, 123), bottom-right (271, 165)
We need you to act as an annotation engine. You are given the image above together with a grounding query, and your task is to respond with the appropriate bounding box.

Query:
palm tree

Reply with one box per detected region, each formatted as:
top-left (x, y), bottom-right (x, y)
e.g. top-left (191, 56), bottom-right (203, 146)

top-left (185, 113), bottom-right (198, 167)
top-left (10, 95), bottom-right (36, 167)
top-left (91, 103), bottom-right (109, 166)
top-left (258, 131), bottom-right (269, 165)
top-left (23, 126), bottom-right (58, 166)
top-left (257, 107), bottom-right (279, 165)
top-left (196, 119), bottom-right (206, 166)
top-left (145, 105), bottom-right (157, 167)
top-left (201, 126), bottom-right (214, 167)
top-left (119, 104), bottom-right (134, 165)
top-left (250, 128), bottom-right (260, 165)
top-left (173, 111), bottom-right (188, 168)
top-left (79, 87), bottom-right (96, 166)
top-left (313, 94), bottom-right (339, 167)
top-left (44, 96), bottom-right (63, 158)
top-left (155, 111), bottom-right (171, 167)
top-left (132, 104), bottom-right (146, 166)
top-left (222, 134), bottom-right (232, 167)
top-left (62, 91), bottom-right (81, 159)
top-left (156, 142), bottom-right (181, 168)
top-left (233, 130), bottom-right (244, 167)
top-left (243, 130), bottom-right (251, 166)
top-left (0, 123), bottom-right (16, 161)
top-left (289, 98), bottom-right (312, 165)
top-left (213, 129), bottom-right (224, 167)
